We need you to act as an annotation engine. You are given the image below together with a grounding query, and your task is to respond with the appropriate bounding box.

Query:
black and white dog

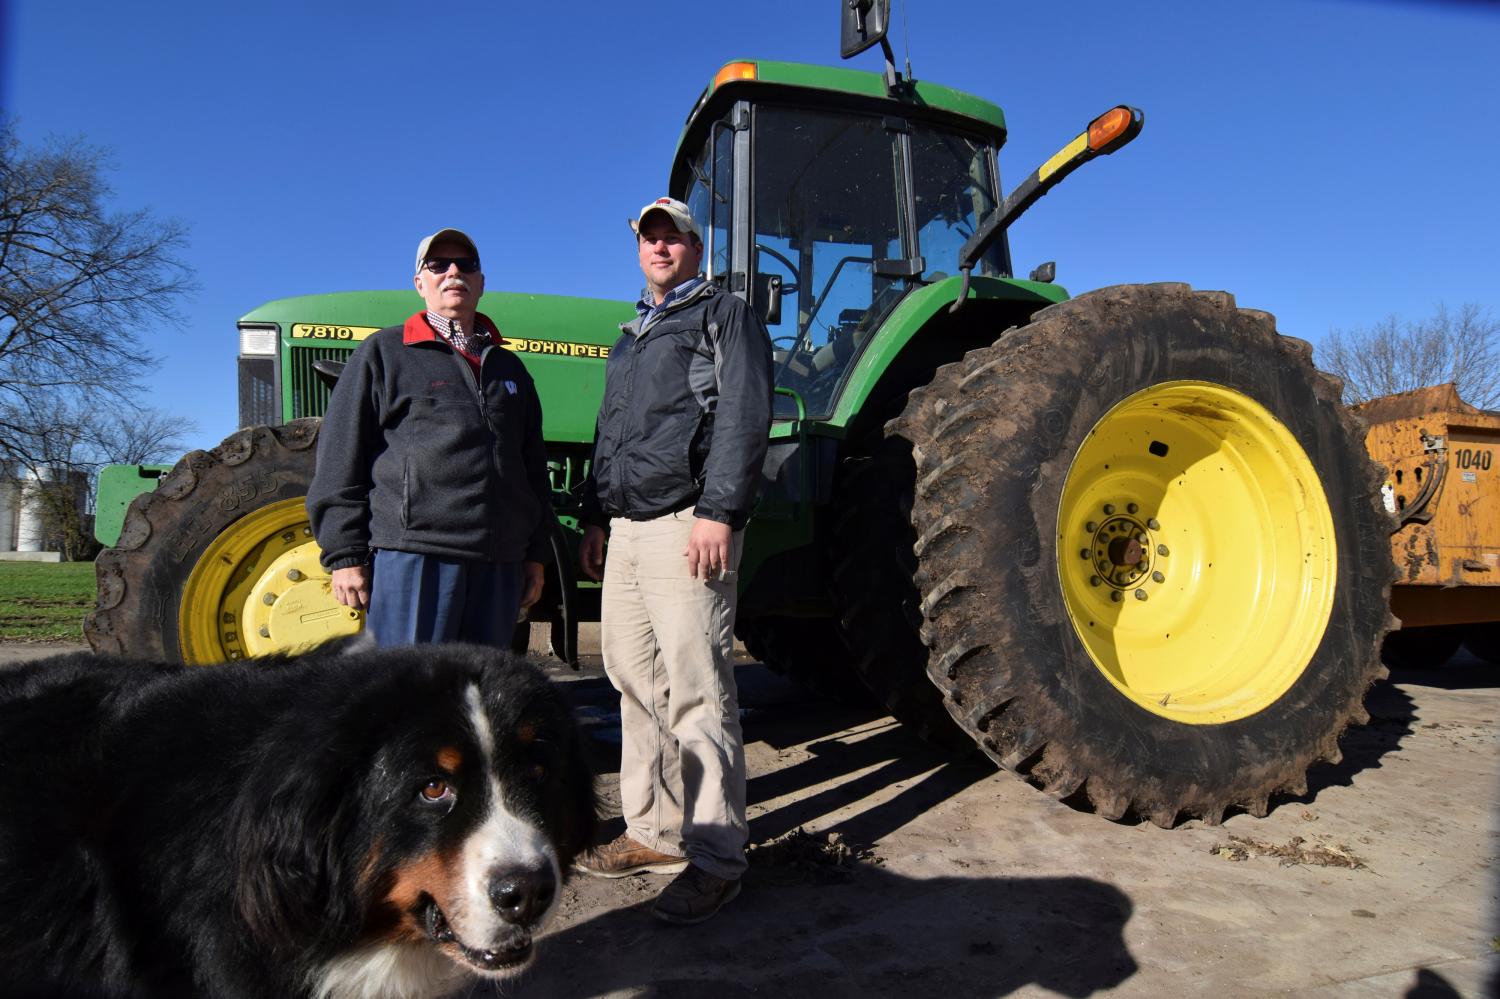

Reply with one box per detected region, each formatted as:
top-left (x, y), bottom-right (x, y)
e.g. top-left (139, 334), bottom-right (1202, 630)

top-left (0, 638), bottom-right (595, 998)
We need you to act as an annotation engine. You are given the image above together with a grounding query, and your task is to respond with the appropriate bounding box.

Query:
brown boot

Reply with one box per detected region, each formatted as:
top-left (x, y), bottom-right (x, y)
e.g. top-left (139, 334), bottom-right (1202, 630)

top-left (651, 864), bottom-right (742, 924)
top-left (574, 834), bottom-right (689, 879)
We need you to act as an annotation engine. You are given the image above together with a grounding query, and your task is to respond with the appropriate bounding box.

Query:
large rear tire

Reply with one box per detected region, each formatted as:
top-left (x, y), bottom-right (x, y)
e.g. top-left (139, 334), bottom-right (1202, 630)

top-left (898, 284), bottom-right (1393, 826)
top-left (86, 420), bottom-right (362, 662)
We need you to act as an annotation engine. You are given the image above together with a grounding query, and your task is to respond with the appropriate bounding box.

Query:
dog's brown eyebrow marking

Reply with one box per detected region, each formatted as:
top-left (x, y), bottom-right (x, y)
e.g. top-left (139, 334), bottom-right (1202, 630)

top-left (435, 746), bottom-right (463, 772)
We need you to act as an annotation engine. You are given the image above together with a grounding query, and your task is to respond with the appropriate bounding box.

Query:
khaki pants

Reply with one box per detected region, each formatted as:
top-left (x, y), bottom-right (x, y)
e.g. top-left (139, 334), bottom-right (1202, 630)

top-left (600, 509), bottom-right (747, 880)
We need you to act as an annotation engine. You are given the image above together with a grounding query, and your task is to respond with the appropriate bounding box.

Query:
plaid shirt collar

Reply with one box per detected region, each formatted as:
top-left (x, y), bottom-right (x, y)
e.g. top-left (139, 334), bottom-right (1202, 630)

top-left (636, 275), bottom-right (705, 326)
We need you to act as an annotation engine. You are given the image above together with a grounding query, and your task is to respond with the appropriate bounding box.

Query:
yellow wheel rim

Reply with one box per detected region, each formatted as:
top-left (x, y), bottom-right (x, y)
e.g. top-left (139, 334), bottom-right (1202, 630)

top-left (1056, 380), bottom-right (1336, 723)
top-left (177, 498), bottom-right (363, 664)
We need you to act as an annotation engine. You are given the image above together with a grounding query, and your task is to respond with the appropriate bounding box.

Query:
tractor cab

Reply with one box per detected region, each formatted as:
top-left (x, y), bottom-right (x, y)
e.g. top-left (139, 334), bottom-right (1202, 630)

top-left (668, 61), bottom-right (1010, 419)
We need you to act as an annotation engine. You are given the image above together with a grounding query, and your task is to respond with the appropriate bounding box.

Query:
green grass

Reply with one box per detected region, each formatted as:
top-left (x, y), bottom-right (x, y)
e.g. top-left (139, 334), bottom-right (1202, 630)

top-left (0, 561), bottom-right (96, 642)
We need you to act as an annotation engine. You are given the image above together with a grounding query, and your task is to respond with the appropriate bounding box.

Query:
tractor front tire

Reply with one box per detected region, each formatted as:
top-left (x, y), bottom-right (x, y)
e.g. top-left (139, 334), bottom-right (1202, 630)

top-left (896, 283), bottom-right (1394, 826)
top-left (829, 434), bottom-right (969, 747)
top-left (86, 419), bottom-right (362, 663)
top-left (736, 613), bottom-right (875, 706)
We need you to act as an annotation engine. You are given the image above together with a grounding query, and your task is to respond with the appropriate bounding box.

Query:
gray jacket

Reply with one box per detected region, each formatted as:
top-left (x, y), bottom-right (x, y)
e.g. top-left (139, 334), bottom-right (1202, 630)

top-left (581, 281), bottom-right (772, 530)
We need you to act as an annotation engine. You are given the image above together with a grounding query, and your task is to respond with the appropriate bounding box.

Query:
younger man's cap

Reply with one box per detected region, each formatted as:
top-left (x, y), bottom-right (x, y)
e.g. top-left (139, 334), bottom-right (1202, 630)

top-left (630, 198), bottom-right (702, 241)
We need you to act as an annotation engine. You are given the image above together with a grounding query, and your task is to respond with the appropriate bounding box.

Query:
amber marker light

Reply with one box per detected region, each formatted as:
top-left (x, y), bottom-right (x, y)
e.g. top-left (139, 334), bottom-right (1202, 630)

top-left (714, 62), bottom-right (758, 90)
top-left (1088, 105), bottom-right (1143, 153)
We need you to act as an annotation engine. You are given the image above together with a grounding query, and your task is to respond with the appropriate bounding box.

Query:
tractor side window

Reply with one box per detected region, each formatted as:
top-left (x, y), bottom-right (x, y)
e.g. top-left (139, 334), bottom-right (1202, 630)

top-left (685, 119), bottom-right (735, 282)
top-left (909, 125), bottom-right (1004, 280)
top-left (752, 106), bottom-right (904, 419)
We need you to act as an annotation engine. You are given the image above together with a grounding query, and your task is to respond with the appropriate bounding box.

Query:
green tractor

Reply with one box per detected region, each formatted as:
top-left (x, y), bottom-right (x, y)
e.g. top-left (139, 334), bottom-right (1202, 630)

top-left (87, 2), bottom-right (1391, 827)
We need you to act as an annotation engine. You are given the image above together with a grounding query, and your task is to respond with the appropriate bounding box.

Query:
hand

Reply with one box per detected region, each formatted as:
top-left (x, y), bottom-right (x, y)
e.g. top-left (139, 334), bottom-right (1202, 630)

top-left (684, 517), bottom-right (732, 582)
top-left (330, 565), bottom-right (371, 610)
top-left (579, 525), bottom-right (607, 581)
top-left (519, 560), bottom-right (546, 610)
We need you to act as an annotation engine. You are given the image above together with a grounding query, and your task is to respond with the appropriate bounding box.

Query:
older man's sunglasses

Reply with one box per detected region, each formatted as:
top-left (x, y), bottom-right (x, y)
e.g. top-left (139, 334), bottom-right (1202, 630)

top-left (421, 256), bottom-right (481, 274)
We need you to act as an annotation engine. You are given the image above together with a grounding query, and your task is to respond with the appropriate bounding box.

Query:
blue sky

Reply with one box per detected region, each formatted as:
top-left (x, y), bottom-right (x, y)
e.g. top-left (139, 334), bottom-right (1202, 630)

top-left (5, 0), bottom-right (1498, 455)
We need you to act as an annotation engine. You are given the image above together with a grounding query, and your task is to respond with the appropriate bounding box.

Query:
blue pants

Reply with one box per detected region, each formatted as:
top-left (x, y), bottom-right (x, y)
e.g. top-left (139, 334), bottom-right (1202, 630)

top-left (366, 549), bottom-right (523, 647)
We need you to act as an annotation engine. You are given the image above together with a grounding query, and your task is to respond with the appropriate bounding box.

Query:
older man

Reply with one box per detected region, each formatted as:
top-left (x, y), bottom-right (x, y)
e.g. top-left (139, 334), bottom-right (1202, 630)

top-left (575, 198), bottom-right (773, 924)
top-left (307, 228), bottom-right (548, 646)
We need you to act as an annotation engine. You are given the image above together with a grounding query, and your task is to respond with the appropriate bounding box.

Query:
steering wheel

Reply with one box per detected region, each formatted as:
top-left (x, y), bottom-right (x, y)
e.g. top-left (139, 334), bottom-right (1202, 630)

top-left (804, 254), bottom-right (877, 330)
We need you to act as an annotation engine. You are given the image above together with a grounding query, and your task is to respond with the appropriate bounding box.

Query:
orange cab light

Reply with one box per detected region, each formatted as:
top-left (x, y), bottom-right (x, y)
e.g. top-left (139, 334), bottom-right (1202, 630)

top-left (714, 62), bottom-right (758, 90)
top-left (1088, 106), bottom-right (1133, 151)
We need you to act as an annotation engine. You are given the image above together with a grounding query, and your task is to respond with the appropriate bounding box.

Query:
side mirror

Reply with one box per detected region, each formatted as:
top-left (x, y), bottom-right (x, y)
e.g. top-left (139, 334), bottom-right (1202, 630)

top-left (753, 273), bottom-right (783, 326)
top-left (1029, 261), bottom-right (1057, 283)
top-left (840, 0), bottom-right (890, 59)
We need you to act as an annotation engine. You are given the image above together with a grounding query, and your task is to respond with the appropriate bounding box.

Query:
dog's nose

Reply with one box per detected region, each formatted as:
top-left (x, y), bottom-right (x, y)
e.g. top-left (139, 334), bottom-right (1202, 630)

top-left (488, 865), bottom-right (556, 925)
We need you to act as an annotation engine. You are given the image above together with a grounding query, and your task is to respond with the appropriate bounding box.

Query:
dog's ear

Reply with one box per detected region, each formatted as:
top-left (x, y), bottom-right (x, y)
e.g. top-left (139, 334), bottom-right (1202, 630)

top-left (231, 759), bottom-right (364, 954)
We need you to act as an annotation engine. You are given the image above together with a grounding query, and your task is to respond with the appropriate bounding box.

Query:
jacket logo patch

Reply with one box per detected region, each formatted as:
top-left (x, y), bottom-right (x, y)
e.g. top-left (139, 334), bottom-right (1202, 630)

top-left (430, 380), bottom-right (452, 389)
top-left (504, 380), bottom-right (518, 395)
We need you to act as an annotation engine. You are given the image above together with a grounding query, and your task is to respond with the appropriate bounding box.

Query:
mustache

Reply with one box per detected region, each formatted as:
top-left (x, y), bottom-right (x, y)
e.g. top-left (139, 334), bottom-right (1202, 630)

top-left (441, 277), bottom-right (470, 291)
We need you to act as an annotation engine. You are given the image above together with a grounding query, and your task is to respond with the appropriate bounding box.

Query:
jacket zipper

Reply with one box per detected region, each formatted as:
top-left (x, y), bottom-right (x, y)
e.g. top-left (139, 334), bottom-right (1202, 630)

top-left (456, 343), bottom-right (506, 491)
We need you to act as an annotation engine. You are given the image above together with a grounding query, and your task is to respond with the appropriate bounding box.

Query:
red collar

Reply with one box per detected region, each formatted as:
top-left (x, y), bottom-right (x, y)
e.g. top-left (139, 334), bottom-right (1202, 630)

top-left (402, 311), bottom-right (504, 346)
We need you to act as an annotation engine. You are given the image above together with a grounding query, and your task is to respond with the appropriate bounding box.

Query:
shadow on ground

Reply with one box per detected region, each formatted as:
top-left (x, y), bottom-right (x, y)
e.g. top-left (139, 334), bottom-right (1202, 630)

top-left (532, 665), bottom-right (1135, 997)
top-left (514, 865), bottom-right (1136, 998)
top-left (1301, 650), bottom-right (1496, 807)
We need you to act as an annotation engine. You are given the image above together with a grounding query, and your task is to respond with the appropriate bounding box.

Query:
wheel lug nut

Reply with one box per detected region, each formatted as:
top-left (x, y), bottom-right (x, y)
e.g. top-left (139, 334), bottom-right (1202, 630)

top-left (1157, 544), bottom-right (1170, 556)
top-left (1080, 548), bottom-right (1090, 560)
top-left (1135, 589), bottom-right (1148, 601)
top-left (1136, 533), bottom-right (1148, 543)
top-left (1110, 590), bottom-right (1123, 602)
top-left (1103, 504), bottom-right (1115, 515)
top-left (262, 592), bottom-right (277, 605)
top-left (1137, 560), bottom-right (1149, 571)
top-left (1127, 503), bottom-right (1138, 514)
top-left (1152, 570), bottom-right (1165, 583)
top-left (287, 568), bottom-right (304, 582)
top-left (1147, 518), bottom-right (1160, 530)
top-left (1085, 521), bottom-right (1097, 533)
top-left (258, 626), bottom-right (270, 638)
top-left (1089, 575), bottom-right (1101, 587)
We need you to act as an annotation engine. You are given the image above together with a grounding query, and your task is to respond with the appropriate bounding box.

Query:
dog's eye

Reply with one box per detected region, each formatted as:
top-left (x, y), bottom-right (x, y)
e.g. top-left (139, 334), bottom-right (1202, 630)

top-left (419, 779), bottom-right (455, 804)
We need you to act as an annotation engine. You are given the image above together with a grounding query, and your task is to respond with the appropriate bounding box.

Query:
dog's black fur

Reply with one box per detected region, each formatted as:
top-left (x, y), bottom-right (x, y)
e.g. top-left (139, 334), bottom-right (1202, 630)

top-left (0, 639), bottom-right (595, 999)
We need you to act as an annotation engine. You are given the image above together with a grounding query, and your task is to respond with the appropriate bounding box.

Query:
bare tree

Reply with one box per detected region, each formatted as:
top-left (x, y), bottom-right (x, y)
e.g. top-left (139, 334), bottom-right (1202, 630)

top-left (1319, 304), bottom-right (1500, 410)
top-left (0, 118), bottom-right (195, 471)
top-left (88, 407), bottom-right (196, 466)
top-left (3, 396), bottom-right (196, 559)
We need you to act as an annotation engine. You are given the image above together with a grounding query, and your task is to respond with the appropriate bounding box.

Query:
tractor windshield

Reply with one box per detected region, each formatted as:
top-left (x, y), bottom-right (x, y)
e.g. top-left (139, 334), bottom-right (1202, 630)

top-left (747, 105), bottom-right (1002, 418)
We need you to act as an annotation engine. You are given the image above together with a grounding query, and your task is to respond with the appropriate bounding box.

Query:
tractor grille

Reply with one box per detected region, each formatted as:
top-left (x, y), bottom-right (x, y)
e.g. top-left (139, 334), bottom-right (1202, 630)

top-left (287, 345), bottom-right (351, 419)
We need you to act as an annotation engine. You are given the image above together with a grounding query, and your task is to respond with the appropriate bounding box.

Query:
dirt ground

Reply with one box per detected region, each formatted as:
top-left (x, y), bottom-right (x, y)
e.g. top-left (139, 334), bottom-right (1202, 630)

top-left (4, 638), bottom-right (1495, 998)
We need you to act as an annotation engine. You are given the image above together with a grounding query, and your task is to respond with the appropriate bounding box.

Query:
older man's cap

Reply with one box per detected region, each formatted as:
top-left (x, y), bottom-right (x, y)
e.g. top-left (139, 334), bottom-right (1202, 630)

top-left (630, 197), bottom-right (702, 242)
top-left (415, 228), bottom-right (480, 273)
